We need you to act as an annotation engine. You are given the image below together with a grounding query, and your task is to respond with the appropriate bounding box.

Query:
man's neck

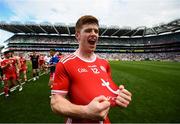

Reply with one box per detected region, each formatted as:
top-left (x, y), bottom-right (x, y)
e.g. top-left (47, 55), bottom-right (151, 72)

top-left (74, 49), bottom-right (96, 62)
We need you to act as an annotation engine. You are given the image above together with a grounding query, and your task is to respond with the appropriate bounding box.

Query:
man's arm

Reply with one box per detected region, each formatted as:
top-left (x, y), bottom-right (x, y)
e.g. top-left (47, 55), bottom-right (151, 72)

top-left (51, 94), bottom-right (111, 121)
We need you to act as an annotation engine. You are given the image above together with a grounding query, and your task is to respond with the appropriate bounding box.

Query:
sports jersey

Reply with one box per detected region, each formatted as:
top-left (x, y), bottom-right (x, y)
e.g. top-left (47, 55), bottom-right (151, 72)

top-left (1, 58), bottom-right (17, 80)
top-left (52, 54), bottom-right (119, 123)
top-left (19, 57), bottom-right (27, 71)
top-left (39, 55), bottom-right (45, 66)
top-left (49, 55), bottom-right (59, 73)
top-left (30, 55), bottom-right (39, 69)
top-left (0, 58), bottom-right (3, 77)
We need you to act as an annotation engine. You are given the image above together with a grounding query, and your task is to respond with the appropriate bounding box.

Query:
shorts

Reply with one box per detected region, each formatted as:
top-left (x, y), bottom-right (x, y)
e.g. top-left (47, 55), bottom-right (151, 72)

top-left (32, 64), bottom-right (38, 69)
top-left (0, 68), bottom-right (3, 77)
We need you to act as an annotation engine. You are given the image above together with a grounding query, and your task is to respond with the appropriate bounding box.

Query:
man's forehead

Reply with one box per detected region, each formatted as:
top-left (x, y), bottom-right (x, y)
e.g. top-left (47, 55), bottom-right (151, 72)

top-left (81, 24), bottom-right (99, 31)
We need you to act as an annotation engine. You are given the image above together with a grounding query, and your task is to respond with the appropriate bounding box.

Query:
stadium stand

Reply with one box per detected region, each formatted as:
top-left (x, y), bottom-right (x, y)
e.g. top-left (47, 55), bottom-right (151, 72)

top-left (0, 19), bottom-right (180, 61)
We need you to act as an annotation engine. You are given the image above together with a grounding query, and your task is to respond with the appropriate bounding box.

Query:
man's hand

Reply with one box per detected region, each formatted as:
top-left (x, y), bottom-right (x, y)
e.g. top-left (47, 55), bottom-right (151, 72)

top-left (115, 85), bottom-right (132, 108)
top-left (84, 95), bottom-right (111, 121)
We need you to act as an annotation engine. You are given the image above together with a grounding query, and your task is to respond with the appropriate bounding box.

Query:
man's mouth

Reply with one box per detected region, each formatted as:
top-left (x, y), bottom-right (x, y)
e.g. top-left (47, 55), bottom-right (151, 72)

top-left (88, 40), bottom-right (96, 45)
top-left (88, 37), bottom-right (97, 45)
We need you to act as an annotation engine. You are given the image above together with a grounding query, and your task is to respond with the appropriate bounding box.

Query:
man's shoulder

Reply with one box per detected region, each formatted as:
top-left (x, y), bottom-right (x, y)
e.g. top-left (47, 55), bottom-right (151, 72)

top-left (96, 55), bottom-right (109, 63)
top-left (59, 53), bottom-right (77, 64)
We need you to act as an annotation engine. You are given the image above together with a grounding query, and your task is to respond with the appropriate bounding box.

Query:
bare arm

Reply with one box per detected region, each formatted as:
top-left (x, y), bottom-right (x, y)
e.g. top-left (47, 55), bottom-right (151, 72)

top-left (51, 94), bottom-right (110, 121)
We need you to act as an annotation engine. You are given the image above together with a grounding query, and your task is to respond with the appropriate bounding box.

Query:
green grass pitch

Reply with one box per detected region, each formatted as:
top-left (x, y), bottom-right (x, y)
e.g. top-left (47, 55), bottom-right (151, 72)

top-left (0, 61), bottom-right (180, 123)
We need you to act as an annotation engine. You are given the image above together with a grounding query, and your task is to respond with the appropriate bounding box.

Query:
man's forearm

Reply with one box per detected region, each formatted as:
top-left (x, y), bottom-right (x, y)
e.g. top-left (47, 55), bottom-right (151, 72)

top-left (51, 94), bottom-right (87, 119)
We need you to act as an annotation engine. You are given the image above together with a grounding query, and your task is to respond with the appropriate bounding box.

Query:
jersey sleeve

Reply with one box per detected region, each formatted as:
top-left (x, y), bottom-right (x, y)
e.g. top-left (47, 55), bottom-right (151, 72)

top-left (51, 62), bottom-right (70, 96)
top-left (105, 60), bottom-right (112, 79)
top-left (1, 60), bottom-right (6, 67)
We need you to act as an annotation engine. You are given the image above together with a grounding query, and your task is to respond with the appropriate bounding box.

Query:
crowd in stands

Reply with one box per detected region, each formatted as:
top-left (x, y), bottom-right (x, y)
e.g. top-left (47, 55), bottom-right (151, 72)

top-left (8, 35), bottom-right (77, 44)
top-left (97, 52), bottom-right (180, 62)
top-left (4, 32), bottom-right (180, 62)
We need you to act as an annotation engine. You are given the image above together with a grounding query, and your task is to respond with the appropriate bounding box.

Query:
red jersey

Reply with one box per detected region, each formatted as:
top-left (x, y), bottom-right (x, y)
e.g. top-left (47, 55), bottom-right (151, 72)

top-left (52, 54), bottom-right (119, 123)
top-left (19, 57), bottom-right (27, 71)
top-left (39, 55), bottom-right (44, 65)
top-left (1, 58), bottom-right (17, 75)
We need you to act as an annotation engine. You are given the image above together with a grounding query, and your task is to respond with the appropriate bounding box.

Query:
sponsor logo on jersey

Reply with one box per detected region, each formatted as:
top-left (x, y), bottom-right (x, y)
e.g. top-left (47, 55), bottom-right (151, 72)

top-left (78, 68), bottom-right (88, 73)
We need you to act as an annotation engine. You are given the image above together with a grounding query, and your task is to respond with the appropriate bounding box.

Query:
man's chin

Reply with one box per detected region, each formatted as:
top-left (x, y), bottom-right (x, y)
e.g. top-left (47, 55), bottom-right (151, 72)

top-left (87, 49), bottom-right (95, 53)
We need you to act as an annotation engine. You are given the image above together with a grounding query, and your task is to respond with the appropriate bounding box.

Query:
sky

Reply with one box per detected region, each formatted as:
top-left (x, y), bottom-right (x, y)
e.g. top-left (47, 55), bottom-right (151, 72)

top-left (0, 0), bottom-right (180, 45)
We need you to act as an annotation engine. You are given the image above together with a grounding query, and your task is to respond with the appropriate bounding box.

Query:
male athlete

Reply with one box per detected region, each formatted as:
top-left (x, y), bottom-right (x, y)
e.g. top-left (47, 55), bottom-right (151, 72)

top-left (19, 53), bottom-right (27, 83)
top-left (46, 49), bottom-right (59, 87)
top-left (1, 49), bottom-right (18, 97)
top-left (51, 15), bottom-right (132, 123)
top-left (10, 51), bottom-right (22, 91)
top-left (39, 53), bottom-right (45, 72)
top-left (30, 51), bottom-right (39, 81)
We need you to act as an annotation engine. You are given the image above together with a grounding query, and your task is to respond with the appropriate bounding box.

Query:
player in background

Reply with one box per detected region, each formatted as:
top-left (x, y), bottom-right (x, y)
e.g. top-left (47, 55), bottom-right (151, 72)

top-left (10, 51), bottom-right (23, 91)
top-left (0, 55), bottom-right (4, 87)
top-left (46, 49), bottom-right (59, 87)
top-left (29, 51), bottom-right (39, 81)
top-left (1, 49), bottom-right (19, 97)
top-left (44, 54), bottom-right (51, 74)
top-left (55, 51), bottom-right (63, 60)
top-left (19, 53), bottom-right (27, 83)
top-left (39, 53), bottom-right (45, 73)
top-left (50, 15), bottom-right (132, 123)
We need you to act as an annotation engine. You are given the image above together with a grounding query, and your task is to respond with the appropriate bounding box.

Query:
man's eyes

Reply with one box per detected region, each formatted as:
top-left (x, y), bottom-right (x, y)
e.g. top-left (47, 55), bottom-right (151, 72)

top-left (85, 29), bottom-right (99, 33)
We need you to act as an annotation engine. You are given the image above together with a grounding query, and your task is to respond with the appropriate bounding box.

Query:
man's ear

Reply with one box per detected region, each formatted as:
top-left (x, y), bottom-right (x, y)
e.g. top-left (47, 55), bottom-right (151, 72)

top-left (75, 32), bottom-right (80, 42)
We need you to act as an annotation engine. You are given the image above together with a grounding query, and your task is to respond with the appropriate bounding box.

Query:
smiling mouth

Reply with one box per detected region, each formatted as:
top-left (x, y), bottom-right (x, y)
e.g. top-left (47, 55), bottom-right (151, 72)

top-left (88, 37), bottom-right (97, 45)
top-left (88, 40), bottom-right (96, 45)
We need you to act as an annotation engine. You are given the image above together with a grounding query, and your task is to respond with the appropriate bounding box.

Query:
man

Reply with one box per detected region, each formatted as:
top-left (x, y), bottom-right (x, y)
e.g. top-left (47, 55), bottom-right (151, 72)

top-left (19, 53), bottom-right (27, 82)
top-left (47, 49), bottom-right (59, 87)
top-left (39, 53), bottom-right (45, 72)
top-left (1, 49), bottom-right (18, 97)
top-left (29, 51), bottom-right (39, 81)
top-left (0, 55), bottom-right (4, 87)
top-left (51, 15), bottom-right (132, 123)
top-left (10, 51), bottom-right (23, 91)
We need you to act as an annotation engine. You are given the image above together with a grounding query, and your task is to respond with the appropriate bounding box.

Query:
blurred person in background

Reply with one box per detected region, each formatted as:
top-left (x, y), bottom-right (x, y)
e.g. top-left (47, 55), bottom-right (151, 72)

top-left (19, 53), bottom-right (27, 83)
top-left (29, 51), bottom-right (39, 81)
top-left (46, 49), bottom-right (59, 87)
top-left (1, 49), bottom-right (19, 97)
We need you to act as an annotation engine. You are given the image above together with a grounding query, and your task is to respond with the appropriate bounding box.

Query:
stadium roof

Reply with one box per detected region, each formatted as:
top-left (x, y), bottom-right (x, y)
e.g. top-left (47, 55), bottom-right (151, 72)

top-left (0, 19), bottom-right (180, 38)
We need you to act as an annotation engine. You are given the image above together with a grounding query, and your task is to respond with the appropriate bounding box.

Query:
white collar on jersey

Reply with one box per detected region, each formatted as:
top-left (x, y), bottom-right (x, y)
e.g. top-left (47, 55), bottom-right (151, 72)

top-left (73, 50), bottom-right (97, 63)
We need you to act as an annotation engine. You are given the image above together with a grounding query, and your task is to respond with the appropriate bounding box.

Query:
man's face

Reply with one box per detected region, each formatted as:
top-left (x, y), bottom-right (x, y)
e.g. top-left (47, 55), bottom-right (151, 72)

top-left (4, 52), bottom-right (10, 58)
top-left (76, 23), bottom-right (99, 53)
top-left (50, 51), bottom-right (55, 56)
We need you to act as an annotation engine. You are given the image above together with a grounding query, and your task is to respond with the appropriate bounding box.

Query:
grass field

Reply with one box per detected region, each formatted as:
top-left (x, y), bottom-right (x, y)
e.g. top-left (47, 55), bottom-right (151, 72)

top-left (0, 61), bottom-right (180, 123)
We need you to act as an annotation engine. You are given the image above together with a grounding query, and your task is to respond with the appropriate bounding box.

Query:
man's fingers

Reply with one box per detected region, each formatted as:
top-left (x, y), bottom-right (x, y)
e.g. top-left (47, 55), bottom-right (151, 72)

top-left (121, 88), bottom-right (132, 97)
top-left (116, 96), bottom-right (129, 105)
top-left (115, 98), bottom-right (128, 108)
top-left (93, 95), bottom-right (110, 110)
top-left (94, 95), bottom-right (108, 102)
top-left (119, 92), bottom-right (132, 101)
top-left (119, 85), bottom-right (124, 90)
top-left (99, 100), bottom-right (110, 110)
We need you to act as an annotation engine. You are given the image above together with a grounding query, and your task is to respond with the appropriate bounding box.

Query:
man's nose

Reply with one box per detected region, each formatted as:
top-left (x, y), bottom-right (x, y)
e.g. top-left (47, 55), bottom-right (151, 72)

top-left (90, 30), bottom-right (98, 36)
